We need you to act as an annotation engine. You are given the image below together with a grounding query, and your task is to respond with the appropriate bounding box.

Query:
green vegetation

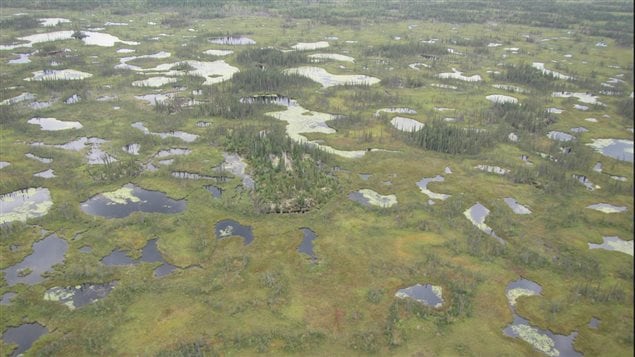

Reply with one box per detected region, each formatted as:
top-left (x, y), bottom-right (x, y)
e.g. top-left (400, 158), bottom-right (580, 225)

top-left (0, 1), bottom-right (632, 356)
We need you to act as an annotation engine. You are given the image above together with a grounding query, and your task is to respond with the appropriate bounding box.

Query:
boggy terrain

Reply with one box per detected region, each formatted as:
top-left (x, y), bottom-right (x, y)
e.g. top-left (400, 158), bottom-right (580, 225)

top-left (0, 1), bottom-right (633, 356)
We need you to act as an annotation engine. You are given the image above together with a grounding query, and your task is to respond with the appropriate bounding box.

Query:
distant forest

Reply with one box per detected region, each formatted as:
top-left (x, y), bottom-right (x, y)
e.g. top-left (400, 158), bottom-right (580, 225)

top-left (4, 0), bottom-right (633, 44)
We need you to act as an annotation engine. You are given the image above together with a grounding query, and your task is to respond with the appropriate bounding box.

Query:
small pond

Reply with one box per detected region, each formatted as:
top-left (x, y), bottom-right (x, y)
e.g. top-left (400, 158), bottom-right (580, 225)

top-left (298, 227), bottom-right (318, 262)
top-left (215, 219), bottom-right (254, 245)
top-left (291, 41), bottom-right (329, 50)
top-left (0, 161), bottom-right (9, 169)
top-left (0, 187), bottom-right (53, 225)
top-left (28, 117), bottom-right (83, 131)
top-left (80, 184), bottom-right (186, 218)
top-left (204, 185), bottom-right (223, 198)
top-left (395, 283), bottom-right (444, 308)
top-left (416, 175), bottom-right (450, 201)
top-left (2, 323), bottom-right (48, 357)
top-left (588, 236), bottom-right (633, 256)
top-left (486, 94), bottom-right (518, 104)
top-left (463, 203), bottom-right (505, 244)
top-left (547, 131), bottom-right (575, 142)
top-left (25, 153), bottom-right (52, 163)
top-left (44, 281), bottom-right (117, 309)
top-left (587, 139), bottom-right (633, 163)
top-left (503, 315), bottom-right (581, 357)
top-left (588, 317), bottom-right (600, 329)
top-left (505, 278), bottom-right (542, 307)
top-left (348, 189), bottom-right (397, 208)
top-left (155, 148), bottom-right (191, 158)
top-left (390, 116), bottom-right (424, 132)
top-left (285, 66), bottom-right (380, 88)
top-left (1, 292), bottom-right (17, 305)
top-left (586, 203), bottom-right (627, 213)
top-left (504, 197), bottom-right (532, 214)
top-left (438, 68), bottom-right (481, 82)
top-left (102, 239), bottom-right (178, 277)
top-left (25, 69), bottom-right (93, 81)
top-left (2, 233), bottom-right (68, 286)
top-left (33, 169), bottom-right (55, 179)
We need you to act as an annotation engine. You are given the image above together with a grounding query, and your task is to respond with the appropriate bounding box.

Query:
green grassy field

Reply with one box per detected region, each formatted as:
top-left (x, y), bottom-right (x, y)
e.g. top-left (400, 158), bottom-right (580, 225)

top-left (0, 1), bottom-right (633, 356)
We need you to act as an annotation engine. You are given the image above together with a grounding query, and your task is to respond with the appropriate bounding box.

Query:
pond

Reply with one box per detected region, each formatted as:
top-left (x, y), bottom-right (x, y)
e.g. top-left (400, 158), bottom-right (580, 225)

top-left (203, 49), bottom-right (234, 56)
top-left (215, 219), bottom-right (254, 245)
top-left (503, 315), bottom-right (581, 357)
top-left (34, 169), bottom-right (55, 179)
top-left (586, 203), bottom-right (627, 213)
top-left (395, 283), bottom-right (444, 308)
top-left (588, 236), bottom-right (633, 256)
top-left (505, 278), bottom-right (542, 307)
top-left (27, 117), bottom-right (83, 131)
top-left (2, 233), bottom-right (68, 286)
top-left (308, 53), bottom-right (355, 62)
top-left (132, 76), bottom-right (177, 87)
top-left (208, 36), bottom-right (255, 45)
top-left (217, 153), bottom-right (254, 189)
top-left (25, 153), bottom-right (52, 163)
top-left (547, 131), bottom-right (575, 142)
top-left (2, 323), bottom-right (48, 357)
top-left (532, 62), bottom-right (571, 80)
top-left (416, 175), bottom-right (450, 200)
top-left (463, 203), bottom-right (505, 244)
top-left (8, 53), bottom-right (31, 64)
top-left (504, 197), bottom-right (531, 214)
top-left (1, 292), bottom-right (17, 305)
top-left (155, 148), bottom-right (191, 158)
top-left (438, 68), bottom-right (481, 82)
top-left (204, 185), bottom-right (223, 198)
top-left (588, 317), bottom-right (600, 329)
top-left (43, 282), bottom-right (117, 309)
top-left (0, 187), bottom-right (53, 225)
top-left (131, 122), bottom-right (198, 143)
top-left (284, 66), bottom-right (380, 88)
top-left (298, 227), bottom-right (318, 262)
top-left (502, 278), bottom-right (581, 357)
top-left (348, 189), bottom-right (397, 208)
top-left (102, 239), bottom-right (178, 277)
top-left (266, 102), bottom-right (375, 158)
top-left (80, 184), bottom-right (186, 218)
top-left (25, 69), bottom-right (93, 81)
top-left (486, 94), bottom-right (518, 104)
top-left (587, 139), bottom-right (633, 163)
top-left (552, 91), bottom-right (601, 105)
top-left (0, 92), bottom-right (36, 105)
top-left (390, 116), bottom-right (424, 132)
top-left (291, 41), bottom-right (329, 50)
top-left (0, 161), bottom-right (9, 169)
top-left (0, 30), bottom-right (138, 50)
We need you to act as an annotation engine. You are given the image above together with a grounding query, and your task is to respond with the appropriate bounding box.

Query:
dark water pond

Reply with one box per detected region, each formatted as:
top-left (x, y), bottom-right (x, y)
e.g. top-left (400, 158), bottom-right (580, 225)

top-left (2, 233), bottom-right (67, 286)
top-left (503, 315), bottom-right (581, 357)
top-left (102, 239), bottom-right (177, 277)
top-left (2, 323), bottom-right (47, 357)
top-left (503, 278), bottom-right (581, 357)
top-left (588, 317), bottom-right (600, 329)
top-left (204, 185), bottom-right (223, 198)
top-left (1, 292), bottom-right (17, 305)
top-left (215, 219), bottom-right (253, 245)
top-left (80, 184), bottom-right (186, 218)
top-left (298, 228), bottom-right (317, 262)
top-left (395, 283), bottom-right (444, 308)
top-left (44, 282), bottom-right (116, 309)
top-left (347, 191), bottom-right (370, 206)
